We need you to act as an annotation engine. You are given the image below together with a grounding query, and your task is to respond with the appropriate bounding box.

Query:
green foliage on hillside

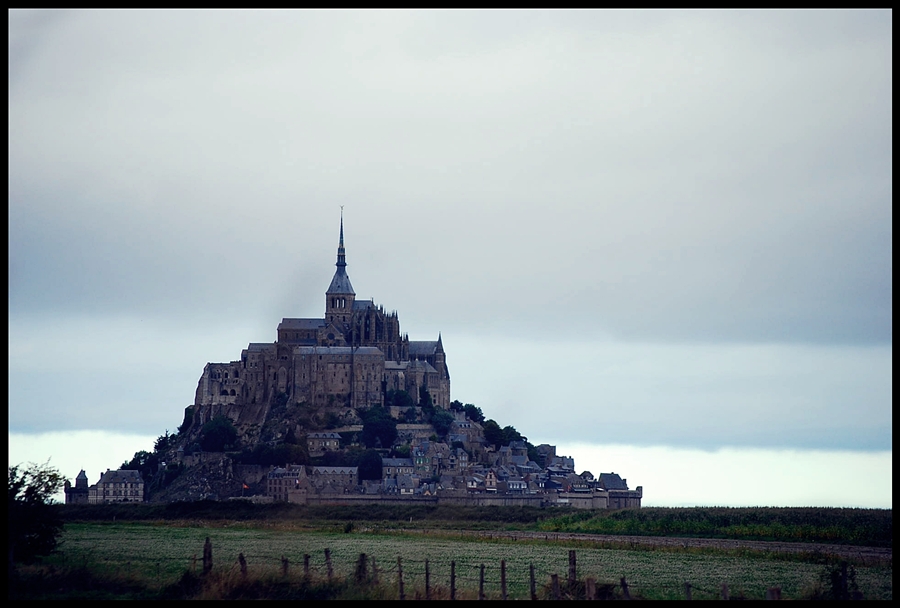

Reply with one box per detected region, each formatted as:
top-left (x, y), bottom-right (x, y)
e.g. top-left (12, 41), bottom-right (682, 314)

top-left (199, 415), bottom-right (240, 452)
top-left (357, 449), bottom-right (383, 481)
top-left (233, 443), bottom-right (308, 467)
top-left (359, 405), bottom-right (397, 449)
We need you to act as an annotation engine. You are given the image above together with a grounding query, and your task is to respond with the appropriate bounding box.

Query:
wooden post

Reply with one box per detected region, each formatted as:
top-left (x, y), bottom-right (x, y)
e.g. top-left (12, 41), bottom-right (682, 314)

top-left (281, 556), bottom-right (289, 577)
top-left (479, 564), bottom-right (485, 600)
top-left (766, 587), bottom-right (782, 600)
top-left (501, 559), bottom-right (507, 600)
top-left (304, 554), bottom-right (310, 577)
top-left (529, 564), bottom-right (537, 601)
top-left (721, 583), bottom-right (729, 600)
top-left (684, 581), bottom-right (692, 600)
top-left (238, 552), bottom-right (247, 578)
top-left (397, 557), bottom-right (405, 601)
top-left (325, 548), bottom-right (333, 580)
top-left (586, 577), bottom-right (596, 601)
top-left (202, 537), bottom-right (212, 576)
top-left (450, 561), bottom-right (456, 600)
top-left (425, 559), bottom-right (431, 600)
top-left (568, 550), bottom-right (576, 592)
top-left (620, 577), bottom-right (631, 600)
top-left (356, 553), bottom-right (367, 584)
top-left (840, 561), bottom-right (849, 600)
top-left (551, 574), bottom-right (560, 600)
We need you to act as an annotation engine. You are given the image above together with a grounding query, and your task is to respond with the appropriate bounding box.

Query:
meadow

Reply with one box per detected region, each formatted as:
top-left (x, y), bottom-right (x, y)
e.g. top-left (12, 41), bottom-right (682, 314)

top-left (12, 520), bottom-right (893, 600)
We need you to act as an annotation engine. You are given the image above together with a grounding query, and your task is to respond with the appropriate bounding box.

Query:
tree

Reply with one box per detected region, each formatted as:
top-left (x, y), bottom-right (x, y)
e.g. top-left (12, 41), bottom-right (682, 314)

top-left (199, 415), bottom-right (239, 452)
top-left (360, 405), bottom-right (398, 449)
top-left (8, 461), bottom-right (65, 567)
top-left (431, 410), bottom-right (455, 438)
top-left (154, 430), bottom-right (172, 453)
top-left (464, 403), bottom-right (485, 424)
top-left (483, 419), bottom-right (504, 449)
top-left (358, 449), bottom-right (383, 481)
top-left (121, 450), bottom-right (159, 482)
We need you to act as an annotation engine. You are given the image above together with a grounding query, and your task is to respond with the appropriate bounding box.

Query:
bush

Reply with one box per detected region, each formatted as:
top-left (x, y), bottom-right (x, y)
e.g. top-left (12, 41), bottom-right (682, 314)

top-left (199, 416), bottom-right (239, 452)
top-left (8, 461), bottom-right (65, 566)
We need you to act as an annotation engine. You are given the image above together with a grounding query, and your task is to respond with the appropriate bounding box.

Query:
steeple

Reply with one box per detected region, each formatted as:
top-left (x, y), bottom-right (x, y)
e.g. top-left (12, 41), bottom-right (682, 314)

top-left (326, 209), bottom-right (355, 324)
top-left (336, 209), bottom-right (347, 270)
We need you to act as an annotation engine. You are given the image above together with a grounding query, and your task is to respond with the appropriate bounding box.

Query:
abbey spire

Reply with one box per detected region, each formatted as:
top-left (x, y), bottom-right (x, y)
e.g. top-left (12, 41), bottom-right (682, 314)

top-left (326, 209), bottom-right (355, 324)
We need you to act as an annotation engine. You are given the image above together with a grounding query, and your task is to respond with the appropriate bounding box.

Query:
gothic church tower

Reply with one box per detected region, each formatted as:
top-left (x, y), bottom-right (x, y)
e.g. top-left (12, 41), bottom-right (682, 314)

top-left (325, 211), bottom-right (355, 326)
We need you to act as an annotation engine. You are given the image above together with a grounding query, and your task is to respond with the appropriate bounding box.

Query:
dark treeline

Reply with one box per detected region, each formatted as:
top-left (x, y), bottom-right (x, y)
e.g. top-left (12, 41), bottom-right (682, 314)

top-left (58, 503), bottom-right (891, 547)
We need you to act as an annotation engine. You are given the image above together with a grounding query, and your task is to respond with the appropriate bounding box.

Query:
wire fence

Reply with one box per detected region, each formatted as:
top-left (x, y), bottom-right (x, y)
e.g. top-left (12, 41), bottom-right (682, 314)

top-left (71, 538), bottom-right (816, 600)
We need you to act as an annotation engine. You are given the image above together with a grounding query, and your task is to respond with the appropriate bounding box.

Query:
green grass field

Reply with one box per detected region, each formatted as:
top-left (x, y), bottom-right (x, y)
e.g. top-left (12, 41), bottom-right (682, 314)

top-left (19, 521), bottom-right (892, 600)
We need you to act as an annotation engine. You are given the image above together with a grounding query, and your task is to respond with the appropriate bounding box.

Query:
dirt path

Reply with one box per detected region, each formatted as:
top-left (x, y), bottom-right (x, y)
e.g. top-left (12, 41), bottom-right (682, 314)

top-left (397, 529), bottom-right (892, 562)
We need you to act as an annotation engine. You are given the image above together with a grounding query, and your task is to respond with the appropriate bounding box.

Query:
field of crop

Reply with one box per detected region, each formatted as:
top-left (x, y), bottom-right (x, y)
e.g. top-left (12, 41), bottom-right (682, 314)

top-left (36, 522), bottom-right (893, 600)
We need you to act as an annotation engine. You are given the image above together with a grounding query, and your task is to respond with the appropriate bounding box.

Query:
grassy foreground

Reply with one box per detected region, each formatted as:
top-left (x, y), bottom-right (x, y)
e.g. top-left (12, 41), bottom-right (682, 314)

top-left (9, 521), bottom-right (893, 600)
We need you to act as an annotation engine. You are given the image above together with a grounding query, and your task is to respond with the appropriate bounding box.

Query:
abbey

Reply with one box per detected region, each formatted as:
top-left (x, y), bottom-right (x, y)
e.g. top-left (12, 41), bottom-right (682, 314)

top-left (192, 216), bottom-right (450, 424)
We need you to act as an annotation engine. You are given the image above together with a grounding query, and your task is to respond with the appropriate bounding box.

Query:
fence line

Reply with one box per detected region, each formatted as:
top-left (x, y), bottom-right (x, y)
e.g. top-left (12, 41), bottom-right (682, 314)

top-left (179, 540), bottom-right (810, 599)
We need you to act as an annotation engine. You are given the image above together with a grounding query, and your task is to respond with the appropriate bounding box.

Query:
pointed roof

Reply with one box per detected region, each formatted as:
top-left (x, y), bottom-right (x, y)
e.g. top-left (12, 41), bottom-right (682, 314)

top-left (327, 210), bottom-right (355, 295)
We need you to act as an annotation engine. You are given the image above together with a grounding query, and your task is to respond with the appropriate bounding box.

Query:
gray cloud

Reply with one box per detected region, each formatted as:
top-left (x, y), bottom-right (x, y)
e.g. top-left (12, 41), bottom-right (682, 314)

top-left (8, 10), bottom-right (892, 451)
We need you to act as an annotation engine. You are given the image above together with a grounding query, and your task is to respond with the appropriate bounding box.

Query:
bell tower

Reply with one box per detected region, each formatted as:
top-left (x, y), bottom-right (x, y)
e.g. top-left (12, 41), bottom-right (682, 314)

top-left (325, 209), bottom-right (355, 326)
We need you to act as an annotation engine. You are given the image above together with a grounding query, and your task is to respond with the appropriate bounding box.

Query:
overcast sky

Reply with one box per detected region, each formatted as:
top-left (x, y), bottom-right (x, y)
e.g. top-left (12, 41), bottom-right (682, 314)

top-left (8, 10), bottom-right (892, 506)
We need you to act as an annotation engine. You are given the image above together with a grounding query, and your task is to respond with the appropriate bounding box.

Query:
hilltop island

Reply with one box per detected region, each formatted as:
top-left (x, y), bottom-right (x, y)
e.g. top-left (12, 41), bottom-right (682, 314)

top-left (66, 216), bottom-right (641, 509)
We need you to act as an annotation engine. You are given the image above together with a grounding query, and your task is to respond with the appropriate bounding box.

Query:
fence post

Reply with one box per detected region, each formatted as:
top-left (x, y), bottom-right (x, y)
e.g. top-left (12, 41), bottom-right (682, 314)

top-left (840, 561), bottom-right (849, 600)
top-left (586, 577), bottom-right (596, 601)
top-left (479, 564), bottom-right (485, 600)
top-left (238, 552), bottom-right (247, 578)
top-left (450, 561), bottom-right (456, 600)
top-left (766, 587), bottom-right (782, 600)
top-left (684, 581), bottom-right (692, 600)
top-left (568, 550), bottom-right (576, 593)
top-left (620, 576), bottom-right (631, 600)
top-left (501, 559), bottom-right (507, 600)
top-left (356, 553), bottom-right (368, 584)
top-left (325, 548), bottom-right (333, 580)
top-left (721, 583), bottom-right (729, 600)
top-left (425, 559), bottom-right (431, 600)
top-left (551, 574), bottom-right (560, 600)
top-left (281, 556), bottom-right (289, 577)
top-left (202, 537), bottom-right (212, 576)
top-left (529, 564), bottom-right (537, 600)
top-left (397, 557), bottom-right (405, 601)
top-left (304, 554), bottom-right (310, 578)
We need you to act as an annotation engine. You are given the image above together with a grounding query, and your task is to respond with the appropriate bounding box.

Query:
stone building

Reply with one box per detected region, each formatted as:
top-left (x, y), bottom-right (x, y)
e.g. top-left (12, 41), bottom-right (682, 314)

top-left (87, 469), bottom-right (145, 504)
top-left (190, 215), bottom-right (451, 429)
top-left (63, 470), bottom-right (90, 504)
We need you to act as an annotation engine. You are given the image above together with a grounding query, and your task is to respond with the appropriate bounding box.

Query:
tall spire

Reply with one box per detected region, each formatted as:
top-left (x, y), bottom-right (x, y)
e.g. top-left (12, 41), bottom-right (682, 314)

top-left (327, 208), bottom-right (355, 295)
top-left (337, 206), bottom-right (346, 268)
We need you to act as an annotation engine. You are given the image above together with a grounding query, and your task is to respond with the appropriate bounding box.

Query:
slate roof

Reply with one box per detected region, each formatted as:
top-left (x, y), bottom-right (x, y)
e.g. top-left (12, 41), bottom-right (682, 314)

top-left (295, 346), bottom-right (384, 356)
top-left (407, 359), bottom-right (438, 373)
top-left (409, 341), bottom-right (438, 357)
top-left (327, 268), bottom-right (355, 295)
top-left (353, 299), bottom-right (375, 311)
top-left (599, 473), bottom-right (629, 491)
top-left (382, 458), bottom-right (414, 468)
top-left (247, 342), bottom-right (276, 352)
top-left (278, 318), bottom-right (326, 330)
top-left (97, 469), bottom-right (144, 484)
